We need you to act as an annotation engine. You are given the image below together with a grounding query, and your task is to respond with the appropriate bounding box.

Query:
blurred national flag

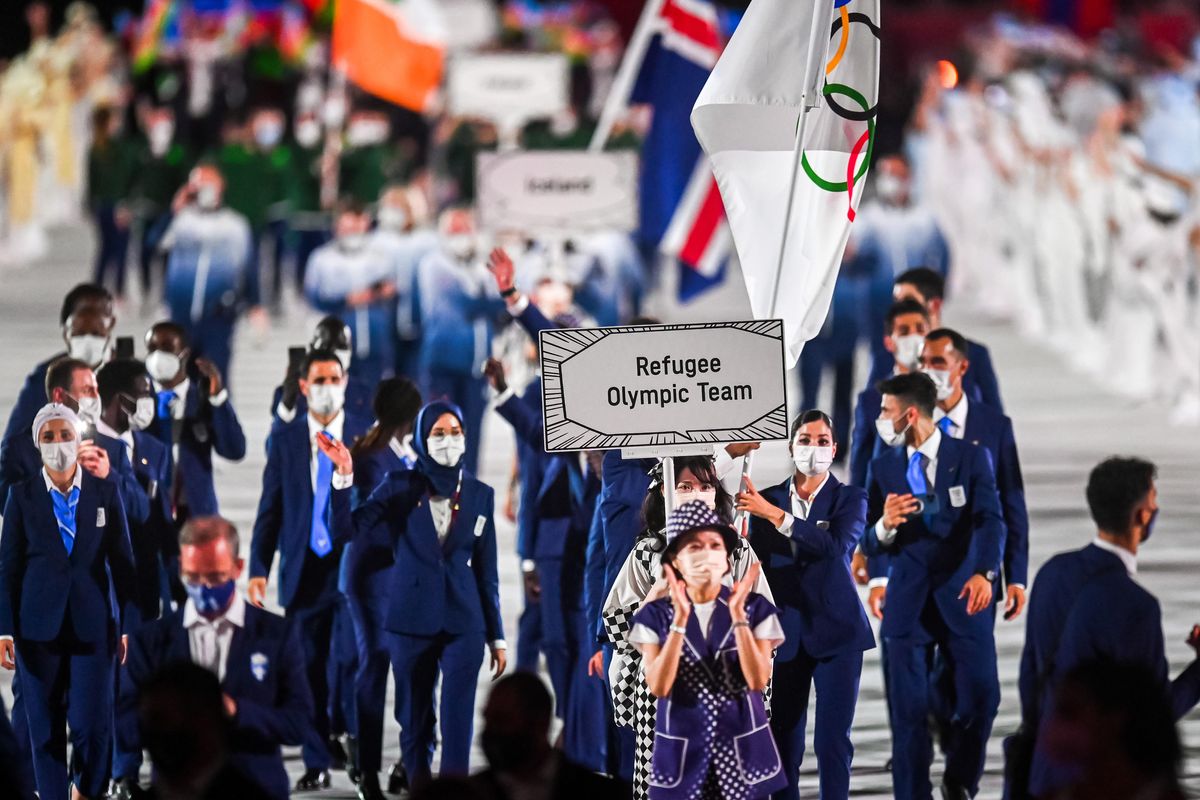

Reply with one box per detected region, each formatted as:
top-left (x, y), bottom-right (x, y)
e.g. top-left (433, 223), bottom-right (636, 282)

top-left (332, 0), bottom-right (445, 112)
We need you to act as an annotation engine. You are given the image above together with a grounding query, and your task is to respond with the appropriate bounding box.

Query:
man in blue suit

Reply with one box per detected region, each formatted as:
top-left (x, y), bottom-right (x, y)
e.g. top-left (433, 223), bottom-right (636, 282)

top-left (0, 283), bottom-right (114, 504)
top-left (870, 267), bottom-right (1003, 413)
top-left (97, 358), bottom-right (178, 622)
top-left (248, 350), bottom-right (368, 791)
top-left (861, 372), bottom-right (1005, 800)
top-left (0, 403), bottom-right (137, 800)
top-left (1013, 457), bottom-right (1200, 798)
top-left (143, 322), bottom-right (247, 520)
top-left (114, 516), bottom-right (313, 800)
top-left (920, 328), bottom-right (1029, 618)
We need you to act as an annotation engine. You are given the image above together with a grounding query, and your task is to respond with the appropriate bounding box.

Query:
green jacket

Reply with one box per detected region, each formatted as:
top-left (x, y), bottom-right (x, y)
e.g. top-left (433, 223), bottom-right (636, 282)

top-left (209, 143), bottom-right (288, 229)
top-left (133, 142), bottom-right (193, 217)
top-left (338, 143), bottom-right (410, 205)
top-left (87, 136), bottom-right (140, 210)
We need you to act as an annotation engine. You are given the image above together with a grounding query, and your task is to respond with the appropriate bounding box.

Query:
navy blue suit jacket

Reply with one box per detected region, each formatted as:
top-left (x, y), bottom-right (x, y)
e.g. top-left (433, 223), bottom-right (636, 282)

top-left (0, 354), bottom-right (61, 505)
top-left (0, 470), bottom-right (136, 643)
top-left (125, 431), bottom-right (176, 619)
top-left (147, 382), bottom-right (247, 517)
top-left (249, 412), bottom-right (369, 608)
top-left (868, 338), bottom-right (1003, 413)
top-left (861, 435), bottom-right (1005, 640)
top-left (353, 469), bottom-right (504, 641)
top-left (119, 605), bottom-right (313, 800)
top-left (1024, 545), bottom-right (1200, 794)
top-left (749, 475), bottom-right (875, 660)
top-left (960, 400), bottom-right (1029, 586)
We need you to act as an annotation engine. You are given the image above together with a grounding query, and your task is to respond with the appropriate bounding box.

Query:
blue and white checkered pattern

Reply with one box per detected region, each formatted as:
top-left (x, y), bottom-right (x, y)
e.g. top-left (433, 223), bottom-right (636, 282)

top-left (663, 499), bottom-right (738, 552)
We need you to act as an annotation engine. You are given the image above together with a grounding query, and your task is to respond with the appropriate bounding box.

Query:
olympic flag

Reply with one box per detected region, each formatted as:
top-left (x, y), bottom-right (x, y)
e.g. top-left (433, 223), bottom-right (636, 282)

top-left (691, 0), bottom-right (880, 366)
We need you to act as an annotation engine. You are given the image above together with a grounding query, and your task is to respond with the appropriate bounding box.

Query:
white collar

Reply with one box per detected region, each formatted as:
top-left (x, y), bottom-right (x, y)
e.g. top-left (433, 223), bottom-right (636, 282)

top-left (1092, 536), bottom-right (1137, 576)
top-left (789, 473), bottom-right (830, 509)
top-left (42, 464), bottom-right (83, 497)
top-left (154, 378), bottom-right (190, 399)
top-left (183, 590), bottom-right (246, 629)
top-left (96, 420), bottom-right (135, 451)
top-left (907, 427), bottom-right (942, 461)
top-left (307, 408), bottom-right (346, 443)
top-left (934, 394), bottom-right (969, 436)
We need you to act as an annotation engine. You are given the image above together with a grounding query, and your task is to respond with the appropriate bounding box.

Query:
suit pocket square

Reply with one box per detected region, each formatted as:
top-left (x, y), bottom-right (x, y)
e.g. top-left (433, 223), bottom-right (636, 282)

top-left (96, 508), bottom-right (106, 528)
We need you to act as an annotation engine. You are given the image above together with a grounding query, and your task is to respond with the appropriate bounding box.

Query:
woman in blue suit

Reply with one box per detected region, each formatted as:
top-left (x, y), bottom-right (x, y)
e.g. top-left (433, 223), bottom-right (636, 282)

top-left (353, 399), bottom-right (505, 790)
top-left (342, 377), bottom-right (422, 799)
top-left (737, 410), bottom-right (875, 800)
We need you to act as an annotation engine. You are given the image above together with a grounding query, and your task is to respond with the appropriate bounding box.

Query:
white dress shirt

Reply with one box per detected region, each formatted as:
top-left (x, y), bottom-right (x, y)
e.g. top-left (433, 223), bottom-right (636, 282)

top-left (774, 473), bottom-right (830, 535)
top-left (933, 394), bottom-right (969, 440)
top-left (96, 420), bottom-right (135, 463)
top-left (184, 591), bottom-right (246, 682)
top-left (306, 410), bottom-right (354, 491)
top-left (154, 377), bottom-right (229, 418)
top-left (1091, 536), bottom-right (1137, 576)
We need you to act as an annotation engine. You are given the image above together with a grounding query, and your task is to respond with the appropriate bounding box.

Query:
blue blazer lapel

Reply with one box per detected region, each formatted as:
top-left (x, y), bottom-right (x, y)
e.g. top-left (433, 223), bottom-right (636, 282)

top-left (881, 447), bottom-right (908, 494)
top-left (441, 480), bottom-right (477, 555)
top-left (29, 483), bottom-right (68, 562)
top-left (808, 474), bottom-right (840, 522)
top-left (73, 479), bottom-right (100, 560)
top-left (935, 436), bottom-right (961, 497)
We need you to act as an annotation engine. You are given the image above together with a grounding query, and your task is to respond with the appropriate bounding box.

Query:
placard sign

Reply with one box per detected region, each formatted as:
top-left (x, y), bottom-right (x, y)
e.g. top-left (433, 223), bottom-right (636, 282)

top-left (448, 52), bottom-right (568, 127)
top-left (477, 151), bottom-right (638, 233)
top-left (540, 320), bottom-right (789, 453)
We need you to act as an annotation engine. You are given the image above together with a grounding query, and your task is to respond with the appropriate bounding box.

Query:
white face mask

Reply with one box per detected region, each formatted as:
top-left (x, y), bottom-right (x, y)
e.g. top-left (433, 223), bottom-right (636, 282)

top-left (922, 367), bottom-right (955, 401)
top-left (892, 334), bottom-right (925, 370)
top-left (377, 205), bottom-right (409, 232)
top-left (792, 445), bottom-right (835, 477)
top-left (445, 234), bottom-right (475, 262)
top-left (254, 121), bottom-right (283, 149)
top-left (130, 396), bottom-right (156, 431)
top-left (68, 334), bottom-right (109, 367)
top-left (295, 119), bottom-right (322, 148)
top-left (674, 488), bottom-right (717, 510)
top-left (146, 351), bottom-right (182, 383)
top-left (676, 548), bottom-right (727, 585)
top-left (338, 233), bottom-right (367, 253)
top-left (196, 184), bottom-right (220, 210)
top-left (149, 121), bottom-right (174, 156)
top-left (428, 433), bottom-right (466, 468)
top-left (875, 172), bottom-right (907, 203)
top-left (334, 348), bottom-right (352, 372)
top-left (307, 382), bottom-right (346, 417)
top-left (74, 395), bottom-right (101, 427)
top-left (40, 440), bottom-right (78, 472)
top-left (875, 413), bottom-right (911, 447)
top-left (346, 120), bottom-right (387, 147)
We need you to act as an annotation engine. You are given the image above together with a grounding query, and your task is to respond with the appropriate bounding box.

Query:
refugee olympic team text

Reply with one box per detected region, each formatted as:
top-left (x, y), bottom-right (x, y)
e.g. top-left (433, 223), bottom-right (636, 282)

top-left (606, 355), bottom-right (753, 409)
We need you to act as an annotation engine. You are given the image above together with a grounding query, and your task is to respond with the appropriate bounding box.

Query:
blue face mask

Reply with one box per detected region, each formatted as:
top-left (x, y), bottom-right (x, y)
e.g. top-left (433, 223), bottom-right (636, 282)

top-left (184, 579), bottom-right (237, 617)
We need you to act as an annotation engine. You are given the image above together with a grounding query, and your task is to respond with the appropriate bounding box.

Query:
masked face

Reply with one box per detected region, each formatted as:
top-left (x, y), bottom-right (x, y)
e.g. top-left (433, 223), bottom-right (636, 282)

top-left (1141, 507), bottom-right (1158, 543)
top-left (196, 183), bottom-right (220, 210)
top-left (149, 120), bottom-right (174, 156)
top-left (875, 407), bottom-right (912, 448)
top-left (445, 234), bottom-right (476, 262)
top-left (674, 487), bottom-right (717, 510)
top-left (128, 396), bottom-right (156, 431)
top-left (40, 439), bottom-right (78, 472)
top-left (875, 172), bottom-right (908, 203)
top-left (792, 445), bottom-right (835, 477)
top-left (892, 334), bottom-right (925, 370)
top-left (674, 542), bottom-right (728, 586)
top-left (307, 382), bottom-right (346, 417)
top-left (295, 119), bottom-right (321, 148)
top-left (183, 578), bottom-right (237, 618)
top-left (428, 433), bottom-right (466, 468)
top-left (67, 334), bottom-right (109, 368)
top-left (377, 205), bottom-right (409, 232)
top-left (146, 350), bottom-right (182, 383)
top-left (337, 232), bottom-right (367, 253)
top-left (73, 395), bottom-right (101, 427)
top-left (922, 367), bottom-right (955, 401)
top-left (254, 120), bottom-right (283, 149)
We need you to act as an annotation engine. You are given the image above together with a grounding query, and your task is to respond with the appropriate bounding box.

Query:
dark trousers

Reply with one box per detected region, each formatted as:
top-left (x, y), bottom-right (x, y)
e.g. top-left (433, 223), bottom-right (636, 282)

top-left (886, 629), bottom-right (1000, 799)
top-left (423, 372), bottom-right (487, 475)
top-left (93, 207), bottom-right (131, 296)
top-left (516, 596), bottom-right (542, 673)
top-left (138, 213), bottom-right (172, 301)
top-left (348, 593), bottom-right (393, 774)
top-left (286, 600), bottom-right (338, 771)
top-left (387, 630), bottom-right (485, 788)
top-left (328, 598), bottom-right (358, 739)
top-left (16, 634), bottom-right (115, 800)
top-left (265, 219), bottom-right (289, 307)
top-left (770, 647), bottom-right (864, 800)
top-left (178, 317), bottom-right (235, 386)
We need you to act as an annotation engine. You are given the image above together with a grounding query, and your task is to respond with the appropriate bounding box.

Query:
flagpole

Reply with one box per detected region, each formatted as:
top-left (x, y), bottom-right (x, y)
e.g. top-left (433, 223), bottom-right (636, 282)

top-left (735, 0), bottom-right (834, 531)
top-left (589, 0), bottom-right (667, 152)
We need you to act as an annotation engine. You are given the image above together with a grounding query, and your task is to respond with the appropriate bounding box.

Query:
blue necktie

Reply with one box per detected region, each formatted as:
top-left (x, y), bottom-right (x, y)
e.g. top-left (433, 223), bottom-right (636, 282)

top-left (907, 451), bottom-right (928, 496)
top-left (51, 487), bottom-right (80, 556)
top-left (937, 416), bottom-right (955, 436)
top-left (310, 434), bottom-right (334, 557)
top-left (156, 390), bottom-right (175, 420)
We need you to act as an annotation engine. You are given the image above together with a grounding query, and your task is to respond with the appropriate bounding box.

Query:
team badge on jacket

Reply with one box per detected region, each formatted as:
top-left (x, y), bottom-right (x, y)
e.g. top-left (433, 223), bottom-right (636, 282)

top-left (251, 652), bottom-right (269, 682)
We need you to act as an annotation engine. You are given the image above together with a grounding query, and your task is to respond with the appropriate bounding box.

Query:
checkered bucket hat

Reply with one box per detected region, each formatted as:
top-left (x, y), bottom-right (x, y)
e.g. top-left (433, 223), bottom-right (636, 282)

top-left (663, 500), bottom-right (739, 556)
